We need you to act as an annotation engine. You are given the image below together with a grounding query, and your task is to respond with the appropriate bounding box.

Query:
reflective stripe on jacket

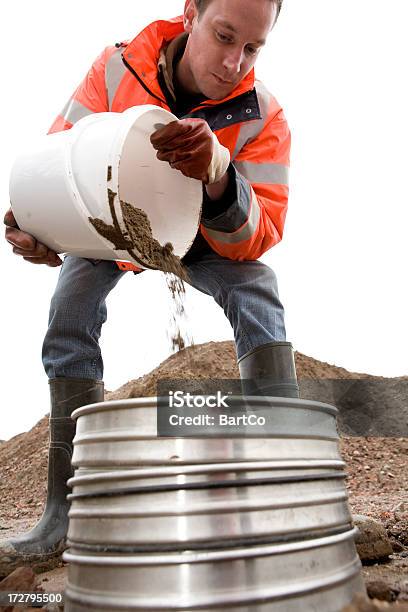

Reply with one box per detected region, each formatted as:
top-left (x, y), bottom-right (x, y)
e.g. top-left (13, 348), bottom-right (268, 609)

top-left (48, 16), bottom-right (290, 263)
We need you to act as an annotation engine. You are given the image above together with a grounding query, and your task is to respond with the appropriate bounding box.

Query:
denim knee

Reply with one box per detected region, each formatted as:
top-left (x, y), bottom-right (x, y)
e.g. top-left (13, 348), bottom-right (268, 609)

top-left (185, 255), bottom-right (287, 359)
top-left (42, 256), bottom-right (124, 380)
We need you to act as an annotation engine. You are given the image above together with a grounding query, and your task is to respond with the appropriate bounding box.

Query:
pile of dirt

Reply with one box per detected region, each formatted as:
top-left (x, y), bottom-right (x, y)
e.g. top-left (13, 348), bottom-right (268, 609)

top-left (344, 594), bottom-right (408, 610)
top-left (106, 341), bottom-right (376, 401)
top-left (1, 341), bottom-right (407, 525)
top-left (0, 417), bottom-right (48, 526)
top-left (1, 341), bottom-right (407, 524)
top-left (105, 340), bottom-right (238, 400)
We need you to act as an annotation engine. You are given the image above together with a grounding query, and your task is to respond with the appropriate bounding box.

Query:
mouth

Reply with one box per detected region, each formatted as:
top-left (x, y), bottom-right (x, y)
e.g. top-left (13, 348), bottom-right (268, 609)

top-left (212, 73), bottom-right (233, 86)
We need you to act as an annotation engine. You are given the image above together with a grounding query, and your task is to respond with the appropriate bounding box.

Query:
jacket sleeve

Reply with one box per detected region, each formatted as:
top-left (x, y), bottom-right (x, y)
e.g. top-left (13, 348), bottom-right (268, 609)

top-left (47, 46), bottom-right (143, 274)
top-left (47, 47), bottom-right (113, 134)
top-left (200, 86), bottom-right (290, 261)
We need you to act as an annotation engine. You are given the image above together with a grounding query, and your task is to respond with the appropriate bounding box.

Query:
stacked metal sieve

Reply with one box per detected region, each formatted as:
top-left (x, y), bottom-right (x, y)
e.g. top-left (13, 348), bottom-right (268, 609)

top-left (63, 396), bottom-right (366, 611)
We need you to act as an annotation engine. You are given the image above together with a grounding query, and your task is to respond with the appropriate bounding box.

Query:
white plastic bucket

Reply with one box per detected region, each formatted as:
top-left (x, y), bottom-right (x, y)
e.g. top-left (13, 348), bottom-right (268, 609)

top-left (9, 105), bottom-right (202, 269)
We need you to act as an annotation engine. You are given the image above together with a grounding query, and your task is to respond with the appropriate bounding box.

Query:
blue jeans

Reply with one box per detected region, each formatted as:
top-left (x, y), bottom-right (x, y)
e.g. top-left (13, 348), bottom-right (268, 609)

top-left (42, 253), bottom-right (286, 380)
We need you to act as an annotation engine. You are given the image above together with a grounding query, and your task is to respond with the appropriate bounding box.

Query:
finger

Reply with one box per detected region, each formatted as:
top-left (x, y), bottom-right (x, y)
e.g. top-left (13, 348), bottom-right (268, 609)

top-left (22, 254), bottom-right (61, 266)
top-left (170, 159), bottom-right (207, 182)
top-left (10, 239), bottom-right (47, 257)
top-left (156, 150), bottom-right (191, 164)
top-left (46, 251), bottom-right (63, 265)
top-left (12, 245), bottom-right (47, 257)
top-left (152, 134), bottom-right (200, 153)
top-left (4, 208), bottom-right (18, 228)
top-left (5, 227), bottom-right (37, 250)
top-left (150, 121), bottom-right (191, 147)
top-left (151, 127), bottom-right (210, 155)
top-left (150, 120), bottom-right (183, 137)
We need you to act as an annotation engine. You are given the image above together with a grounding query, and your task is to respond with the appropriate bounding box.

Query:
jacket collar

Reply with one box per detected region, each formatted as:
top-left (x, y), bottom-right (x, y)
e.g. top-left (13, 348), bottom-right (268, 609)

top-left (122, 16), bottom-right (256, 110)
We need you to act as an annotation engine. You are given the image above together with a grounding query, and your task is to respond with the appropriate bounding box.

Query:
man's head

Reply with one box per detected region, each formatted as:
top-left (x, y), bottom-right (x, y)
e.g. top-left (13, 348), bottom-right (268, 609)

top-left (194, 0), bottom-right (282, 21)
top-left (177, 0), bottom-right (281, 99)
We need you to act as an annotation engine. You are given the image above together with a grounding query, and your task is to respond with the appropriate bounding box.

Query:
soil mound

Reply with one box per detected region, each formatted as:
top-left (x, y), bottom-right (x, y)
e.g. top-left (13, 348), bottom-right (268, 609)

top-left (1, 341), bottom-right (406, 524)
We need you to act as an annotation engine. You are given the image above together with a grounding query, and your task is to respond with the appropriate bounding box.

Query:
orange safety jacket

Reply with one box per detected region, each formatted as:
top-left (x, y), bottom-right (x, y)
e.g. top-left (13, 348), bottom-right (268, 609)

top-left (49, 15), bottom-right (291, 271)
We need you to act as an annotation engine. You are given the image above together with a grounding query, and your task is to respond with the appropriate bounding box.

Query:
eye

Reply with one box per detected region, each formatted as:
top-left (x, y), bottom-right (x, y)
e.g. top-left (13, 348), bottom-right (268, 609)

top-left (215, 30), bottom-right (232, 43)
top-left (245, 45), bottom-right (258, 56)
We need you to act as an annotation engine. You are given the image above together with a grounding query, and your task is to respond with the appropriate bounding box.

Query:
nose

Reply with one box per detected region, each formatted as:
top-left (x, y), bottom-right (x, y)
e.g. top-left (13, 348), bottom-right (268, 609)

top-left (222, 46), bottom-right (245, 75)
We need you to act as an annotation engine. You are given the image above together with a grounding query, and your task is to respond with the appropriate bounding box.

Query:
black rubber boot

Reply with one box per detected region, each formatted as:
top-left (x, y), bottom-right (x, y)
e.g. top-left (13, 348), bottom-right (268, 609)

top-left (0, 378), bottom-right (104, 577)
top-left (238, 341), bottom-right (300, 398)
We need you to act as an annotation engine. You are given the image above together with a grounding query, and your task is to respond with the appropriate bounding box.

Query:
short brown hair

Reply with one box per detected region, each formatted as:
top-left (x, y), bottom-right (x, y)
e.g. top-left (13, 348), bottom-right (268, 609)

top-left (195, 0), bottom-right (283, 21)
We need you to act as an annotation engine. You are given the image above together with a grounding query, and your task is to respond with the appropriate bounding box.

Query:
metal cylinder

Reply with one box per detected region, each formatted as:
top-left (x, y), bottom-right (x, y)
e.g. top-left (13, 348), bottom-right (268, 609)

top-left (67, 464), bottom-right (352, 548)
top-left (64, 397), bottom-right (365, 611)
top-left (64, 530), bottom-right (364, 611)
top-left (71, 397), bottom-right (341, 466)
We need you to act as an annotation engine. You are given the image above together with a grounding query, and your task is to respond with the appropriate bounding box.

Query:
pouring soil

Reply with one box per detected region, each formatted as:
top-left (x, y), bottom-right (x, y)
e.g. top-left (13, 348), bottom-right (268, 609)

top-left (89, 191), bottom-right (192, 353)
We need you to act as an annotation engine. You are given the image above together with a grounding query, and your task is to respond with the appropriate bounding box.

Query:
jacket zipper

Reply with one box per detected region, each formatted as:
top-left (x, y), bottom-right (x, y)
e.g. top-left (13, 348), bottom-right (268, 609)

top-left (121, 55), bottom-right (166, 104)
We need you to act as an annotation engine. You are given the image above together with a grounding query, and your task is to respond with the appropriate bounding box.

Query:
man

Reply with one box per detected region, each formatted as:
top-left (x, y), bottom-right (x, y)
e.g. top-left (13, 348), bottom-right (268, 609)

top-left (2, 0), bottom-right (299, 574)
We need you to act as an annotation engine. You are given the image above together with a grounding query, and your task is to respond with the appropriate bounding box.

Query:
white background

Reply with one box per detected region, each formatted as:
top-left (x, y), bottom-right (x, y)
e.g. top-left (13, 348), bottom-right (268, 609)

top-left (1, 1), bottom-right (407, 440)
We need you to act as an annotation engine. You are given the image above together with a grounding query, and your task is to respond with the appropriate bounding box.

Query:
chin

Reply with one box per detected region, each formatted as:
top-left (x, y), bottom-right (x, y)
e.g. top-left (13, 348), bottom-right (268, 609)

top-left (203, 84), bottom-right (234, 101)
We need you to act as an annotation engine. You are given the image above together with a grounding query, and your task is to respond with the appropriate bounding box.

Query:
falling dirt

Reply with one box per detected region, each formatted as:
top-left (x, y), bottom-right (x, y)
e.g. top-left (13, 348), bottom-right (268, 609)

top-left (165, 273), bottom-right (194, 352)
top-left (89, 189), bottom-right (192, 354)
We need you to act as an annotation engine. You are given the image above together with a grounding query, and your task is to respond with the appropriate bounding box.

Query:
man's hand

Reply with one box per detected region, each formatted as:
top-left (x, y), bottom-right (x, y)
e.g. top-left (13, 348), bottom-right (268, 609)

top-left (4, 208), bottom-right (62, 267)
top-left (150, 119), bottom-right (230, 184)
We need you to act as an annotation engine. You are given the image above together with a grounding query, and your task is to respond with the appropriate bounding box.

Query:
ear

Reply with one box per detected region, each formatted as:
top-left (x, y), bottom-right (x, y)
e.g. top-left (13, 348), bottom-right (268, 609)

top-left (183, 0), bottom-right (198, 33)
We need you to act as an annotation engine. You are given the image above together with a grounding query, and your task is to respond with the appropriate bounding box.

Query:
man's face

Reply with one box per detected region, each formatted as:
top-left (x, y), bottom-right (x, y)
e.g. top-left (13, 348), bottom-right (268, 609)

top-left (182, 0), bottom-right (276, 99)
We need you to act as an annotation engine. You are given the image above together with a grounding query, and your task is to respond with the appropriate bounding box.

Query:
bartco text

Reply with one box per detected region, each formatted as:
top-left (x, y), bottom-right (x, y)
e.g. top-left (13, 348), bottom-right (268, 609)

top-left (168, 413), bottom-right (266, 426)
